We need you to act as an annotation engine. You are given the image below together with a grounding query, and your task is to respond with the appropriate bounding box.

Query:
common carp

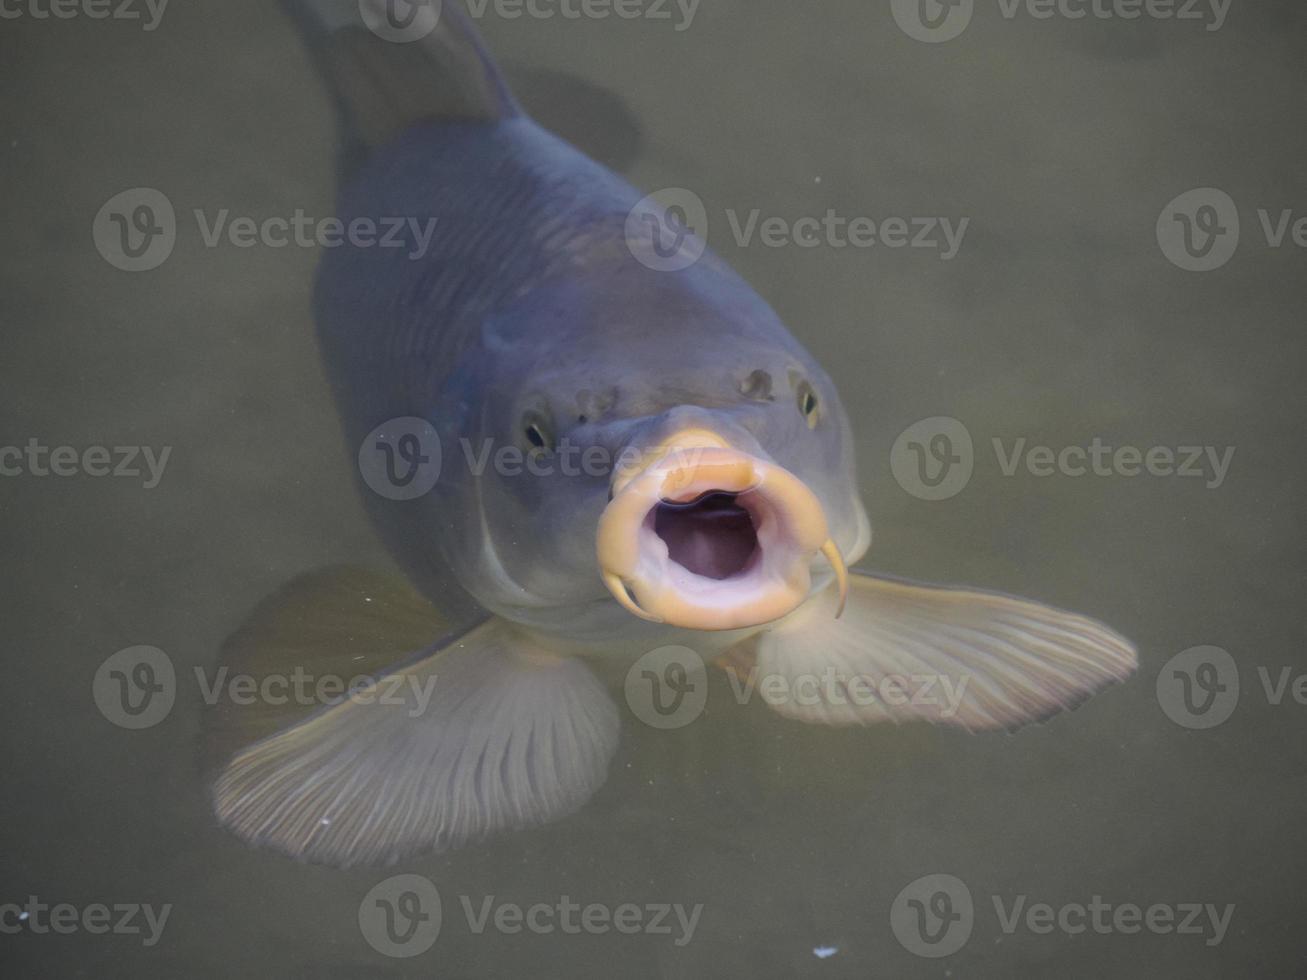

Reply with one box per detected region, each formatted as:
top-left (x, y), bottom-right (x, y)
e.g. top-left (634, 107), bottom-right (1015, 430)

top-left (208, 0), bottom-right (1136, 867)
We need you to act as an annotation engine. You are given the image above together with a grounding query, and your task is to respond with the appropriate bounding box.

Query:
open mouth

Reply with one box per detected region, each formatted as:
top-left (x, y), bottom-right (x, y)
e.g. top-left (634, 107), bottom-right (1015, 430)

top-left (653, 491), bottom-right (759, 580)
top-left (597, 438), bottom-right (847, 631)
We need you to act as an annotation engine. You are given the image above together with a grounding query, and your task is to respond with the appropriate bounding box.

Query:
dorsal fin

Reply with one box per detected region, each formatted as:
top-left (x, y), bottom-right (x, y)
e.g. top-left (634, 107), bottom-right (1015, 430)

top-left (282, 0), bottom-right (522, 172)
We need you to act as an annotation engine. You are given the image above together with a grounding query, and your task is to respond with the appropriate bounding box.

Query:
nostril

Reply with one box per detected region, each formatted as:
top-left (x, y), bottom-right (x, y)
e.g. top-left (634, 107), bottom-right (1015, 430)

top-left (652, 491), bottom-right (758, 580)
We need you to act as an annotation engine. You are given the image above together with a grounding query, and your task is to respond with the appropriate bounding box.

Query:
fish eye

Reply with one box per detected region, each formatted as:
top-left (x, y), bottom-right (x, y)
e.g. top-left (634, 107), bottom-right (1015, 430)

top-left (521, 411), bottom-right (555, 452)
top-left (796, 380), bottom-right (820, 428)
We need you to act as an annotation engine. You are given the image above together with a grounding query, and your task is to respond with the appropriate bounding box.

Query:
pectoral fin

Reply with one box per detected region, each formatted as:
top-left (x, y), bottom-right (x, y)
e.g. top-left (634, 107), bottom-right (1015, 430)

top-left (200, 565), bottom-right (453, 774)
top-left (752, 573), bottom-right (1136, 732)
top-left (210, 618), bottom-right (619, 867)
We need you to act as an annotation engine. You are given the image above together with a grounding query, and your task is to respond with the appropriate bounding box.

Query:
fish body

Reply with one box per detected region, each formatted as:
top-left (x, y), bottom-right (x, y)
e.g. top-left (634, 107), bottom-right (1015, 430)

top-left (208, 0), bottom-right (1136, 867)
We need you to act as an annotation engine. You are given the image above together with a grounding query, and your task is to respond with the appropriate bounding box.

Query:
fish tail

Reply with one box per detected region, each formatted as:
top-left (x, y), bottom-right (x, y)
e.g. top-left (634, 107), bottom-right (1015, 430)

top-left (281, 0), bottom-right (521, 176)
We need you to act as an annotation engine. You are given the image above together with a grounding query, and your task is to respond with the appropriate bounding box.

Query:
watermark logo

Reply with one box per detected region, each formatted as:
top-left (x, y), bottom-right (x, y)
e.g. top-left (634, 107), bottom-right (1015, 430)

top-left (1155, 646), bottom-right (1307, 730)
top-left (93, 188), bottom-right (176, 272)
top-left (998, 0), bottom-right (1229, 31)
top-left (626, 188), bottom-right (709, 273)
top-left (0, 898), bottom-right (172, 947)
top-left (357, 877), bottom-right (702, 954)
top-left (892, 874), bottom-right (1234, 955)
top-left (359, 874), bottom-right (443, 958)
top-left (95, 647), bottom-right (440, 729)
top-left (471, 0), bottom-right (700, 29)
top-left (891, 0), bottom-right (974, 43)
top-left (358, 417), bottom-right (443, 500)
top-left (1156, 188), bottom-right (1240, 271)
top-left (624, 645), bottom-right (708, 729)
top-left (890, 873), bottom-right (974, 957)
top-left (890, 416), bottom-right (974, 501)
top-left (1158, 188), bottom-right (1307, 271)
top-left (893, 0), bottom-right (1230, 42)
top-left (360, 0), bottom-right (442, 42)
top-left (626, 190), bottom-right (970, 270)
top-left (361, 0), bottom-right (702, 37)
top-left (1156, 645), bottom-right (1239, 729)
top-left (891, 417), bottom-right (1235, 500)
top-left (626, 648), bottom-right (970, 724)
top-left (191, 210), bottom-right (438, 257)
top-left (354, 421), bottom-right (722, 498)
top-left (93, 646), bottom-right (176, 729)
top-left (94, 188), bottom-right (440, 271)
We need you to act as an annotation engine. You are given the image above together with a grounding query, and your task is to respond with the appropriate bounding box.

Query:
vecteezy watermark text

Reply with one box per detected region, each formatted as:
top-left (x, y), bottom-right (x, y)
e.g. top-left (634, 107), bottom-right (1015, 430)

top-left (93, 645), bottom-right (439, 729)
top-left (0, 439), bottom-right (171, 489)
top-left (891, 417), bottom-right (1234, 501)
top-left (194, 666), bottom-right (438, 718)
top-left (724, 209), bottom-right (969, 260)
top-left (192, 210), bottom-right (437, 258)
top-left (624, 189), bottom-right (969, 272)
top-left (619, 647), bottom-right (971, 729)
top-left (358, 0), bottom-right (701, 43)
top-left (1, 897), bottom-right (171, 947)
top-left (93, 188), bottom-right (440, 272)
top-left (357, 874), bottom-right (703, 958)
top-left (0, 0), bottom-right (168, 30)
top-left (724, 667), bottom-right (970, 719)
top-left (461, 895), bottom-right (703, 946)
top-left (892, 0), bottom-right (1229, 44)
top-left (891, 873), bottom-right (1233, 958)
top-left (356, 417), bottom-right (726, 500)
top-left (464, 0), bottom-right (700, 30)
top-left (990, 437), bottom-right (1234, 487)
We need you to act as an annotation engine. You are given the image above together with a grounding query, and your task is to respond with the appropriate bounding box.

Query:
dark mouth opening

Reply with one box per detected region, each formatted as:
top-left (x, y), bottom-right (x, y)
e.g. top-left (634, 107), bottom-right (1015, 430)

top-left (654, 491), bottom-right (759, 580)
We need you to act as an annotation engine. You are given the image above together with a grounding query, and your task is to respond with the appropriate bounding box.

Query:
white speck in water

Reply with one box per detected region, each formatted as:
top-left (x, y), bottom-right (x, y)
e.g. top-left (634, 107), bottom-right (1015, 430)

top-left (812, 946), bottom-right (837, 959)
top-left (814, 176), bottom-right (822, 184)
top-left (320, 818), bottom-right (331, 826)
top-left (19, 911), bottom-right (29, 921)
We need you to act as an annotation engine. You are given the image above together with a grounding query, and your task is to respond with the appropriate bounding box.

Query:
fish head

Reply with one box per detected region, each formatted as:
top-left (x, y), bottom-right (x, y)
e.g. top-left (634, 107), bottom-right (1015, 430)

top-left (443, 265), bottom-right (871, 635)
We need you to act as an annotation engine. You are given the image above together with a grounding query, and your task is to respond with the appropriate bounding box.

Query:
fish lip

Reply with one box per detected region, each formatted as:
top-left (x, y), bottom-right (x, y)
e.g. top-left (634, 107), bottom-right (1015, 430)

top-left (596, 444), bottom-right (837, 631)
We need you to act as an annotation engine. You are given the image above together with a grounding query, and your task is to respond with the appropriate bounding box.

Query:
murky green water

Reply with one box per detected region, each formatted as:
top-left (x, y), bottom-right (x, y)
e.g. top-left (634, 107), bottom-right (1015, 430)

top-left (3, 2), bottom-right (1305, 977)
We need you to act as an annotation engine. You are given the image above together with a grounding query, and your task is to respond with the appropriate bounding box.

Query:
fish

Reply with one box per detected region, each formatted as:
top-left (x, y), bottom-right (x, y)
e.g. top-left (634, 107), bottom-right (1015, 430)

top-left (206, 0), bottom-right (1137, 867)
